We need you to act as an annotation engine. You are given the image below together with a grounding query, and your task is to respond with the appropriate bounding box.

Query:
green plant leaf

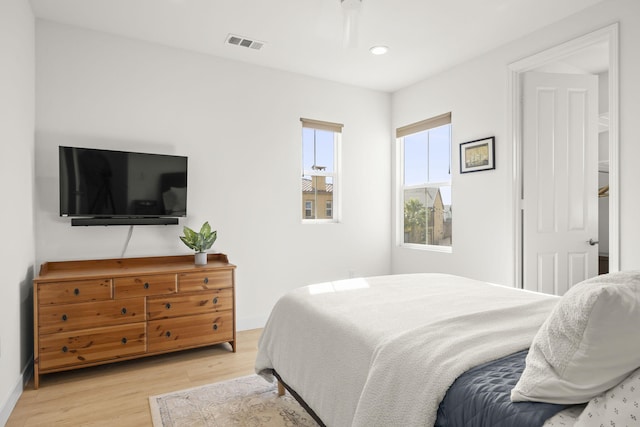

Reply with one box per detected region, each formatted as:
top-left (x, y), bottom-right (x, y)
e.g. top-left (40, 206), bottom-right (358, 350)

top-left (180, 226), bottom-right (198, 251)
top-left (182, 226), bottom-right (197, 241)
top-left (179, 222), bottom-right (217, 252)
top-left (197, 233), bottom-right (206, 252)
top-left (202, 230), bottom-right (217, 250)
top-left (200, 221), bottom-right (211, 237)
top-left (179, 236), bottom-right (198, 251)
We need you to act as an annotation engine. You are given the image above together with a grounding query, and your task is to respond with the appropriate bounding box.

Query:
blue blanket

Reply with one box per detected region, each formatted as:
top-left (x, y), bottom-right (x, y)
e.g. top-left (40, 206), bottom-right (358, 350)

top-left (435, 350), bottom-right (567, 427)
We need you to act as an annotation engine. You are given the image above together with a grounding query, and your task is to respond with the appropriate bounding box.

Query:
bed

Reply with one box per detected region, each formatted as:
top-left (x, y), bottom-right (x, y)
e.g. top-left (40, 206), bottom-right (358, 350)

top-left (255, 272), bottom-right (640, 427)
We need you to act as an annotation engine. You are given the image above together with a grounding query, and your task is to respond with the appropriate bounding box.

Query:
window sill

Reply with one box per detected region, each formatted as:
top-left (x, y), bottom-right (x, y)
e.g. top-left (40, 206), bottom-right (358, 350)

top-left (302, 219), bottom-right (340, 225)
top-left (399, 243), bottom-right (452, 253)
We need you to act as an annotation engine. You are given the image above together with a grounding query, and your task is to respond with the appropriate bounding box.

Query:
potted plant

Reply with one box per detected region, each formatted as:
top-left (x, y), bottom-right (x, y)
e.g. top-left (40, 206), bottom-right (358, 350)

top-left (179, 221), bottom-right (217, 265)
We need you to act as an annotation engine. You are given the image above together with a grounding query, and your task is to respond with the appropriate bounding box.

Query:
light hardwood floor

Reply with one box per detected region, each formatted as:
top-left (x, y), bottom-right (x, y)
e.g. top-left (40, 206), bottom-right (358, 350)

top-left (7, 328), bottom-right (263, 426)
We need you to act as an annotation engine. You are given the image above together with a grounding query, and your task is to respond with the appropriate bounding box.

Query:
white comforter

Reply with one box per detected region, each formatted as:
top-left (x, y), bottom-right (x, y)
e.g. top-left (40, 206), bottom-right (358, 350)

top-left (255, 273), bottom-right (559, 427)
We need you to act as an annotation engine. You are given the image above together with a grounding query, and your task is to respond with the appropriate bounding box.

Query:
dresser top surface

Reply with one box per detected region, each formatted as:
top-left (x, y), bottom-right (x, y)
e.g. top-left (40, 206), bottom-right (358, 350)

top-left (35, 253), bottom-right (235, 282)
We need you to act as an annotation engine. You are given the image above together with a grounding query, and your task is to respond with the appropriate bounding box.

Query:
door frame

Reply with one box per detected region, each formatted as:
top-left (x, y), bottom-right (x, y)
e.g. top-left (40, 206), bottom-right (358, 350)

top-left (508, 23), bottom-right (620, 289)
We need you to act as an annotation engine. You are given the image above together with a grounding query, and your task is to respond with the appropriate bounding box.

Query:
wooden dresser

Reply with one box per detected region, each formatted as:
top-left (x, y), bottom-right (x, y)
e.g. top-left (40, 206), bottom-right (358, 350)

top-left (33, 254), bottom-right (236, 388)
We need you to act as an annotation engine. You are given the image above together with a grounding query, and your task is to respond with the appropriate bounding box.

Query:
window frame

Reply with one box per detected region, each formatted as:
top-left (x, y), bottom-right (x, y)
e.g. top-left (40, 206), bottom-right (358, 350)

top-left (396, 113), bottom-right (453, 252)
top-left (301, 118), bottom-right (342, 224)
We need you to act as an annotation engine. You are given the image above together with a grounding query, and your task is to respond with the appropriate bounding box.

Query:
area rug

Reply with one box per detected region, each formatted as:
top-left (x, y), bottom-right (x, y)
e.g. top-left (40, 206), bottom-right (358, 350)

top-left (149, 374), bottom-right (320, 426)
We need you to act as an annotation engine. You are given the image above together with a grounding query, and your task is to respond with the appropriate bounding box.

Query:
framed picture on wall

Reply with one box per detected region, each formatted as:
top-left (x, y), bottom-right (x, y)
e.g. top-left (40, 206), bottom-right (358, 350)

top-left (460, 136), bottom-right (495, 173)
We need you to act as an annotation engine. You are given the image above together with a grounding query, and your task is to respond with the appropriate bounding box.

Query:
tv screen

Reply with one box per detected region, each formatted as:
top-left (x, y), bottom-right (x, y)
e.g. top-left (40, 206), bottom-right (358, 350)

top-left (59, 146), bottom-right (188, 219)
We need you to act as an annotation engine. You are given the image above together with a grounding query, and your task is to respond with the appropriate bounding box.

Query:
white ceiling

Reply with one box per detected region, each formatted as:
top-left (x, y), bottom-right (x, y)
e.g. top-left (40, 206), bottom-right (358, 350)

top-left (29, 0), bottom-right (607, 93)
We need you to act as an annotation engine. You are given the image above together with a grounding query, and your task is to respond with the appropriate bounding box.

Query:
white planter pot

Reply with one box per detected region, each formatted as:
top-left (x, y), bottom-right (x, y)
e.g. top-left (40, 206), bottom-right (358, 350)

top-left (194, 252), bottom-right (207, 266)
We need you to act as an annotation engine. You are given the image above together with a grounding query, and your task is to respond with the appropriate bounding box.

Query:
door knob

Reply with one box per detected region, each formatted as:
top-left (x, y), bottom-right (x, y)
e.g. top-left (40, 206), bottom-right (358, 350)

top-left (588, 238), bottom-right (599, 246)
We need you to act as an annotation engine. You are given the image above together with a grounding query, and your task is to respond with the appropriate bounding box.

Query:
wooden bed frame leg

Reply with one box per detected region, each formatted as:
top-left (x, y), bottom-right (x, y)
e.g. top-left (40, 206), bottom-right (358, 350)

top-left (277, 380), bottom-right (285, 396)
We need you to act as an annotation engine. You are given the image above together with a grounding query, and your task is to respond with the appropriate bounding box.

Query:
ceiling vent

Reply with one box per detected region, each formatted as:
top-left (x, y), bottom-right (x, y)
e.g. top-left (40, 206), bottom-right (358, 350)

top-left (226, 34), bottom-right (265, 51)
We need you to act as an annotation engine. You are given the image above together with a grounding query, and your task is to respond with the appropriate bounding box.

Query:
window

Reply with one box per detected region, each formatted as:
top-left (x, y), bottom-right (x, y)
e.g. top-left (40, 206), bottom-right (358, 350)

top-left (301, 118), bottom-right (342, 222)
top-left (325, 200), bottom-right (332, 217)
top-left (397, 113), bottom-right (452, 249)
top-left (304, 200), bottom-right (313, 218)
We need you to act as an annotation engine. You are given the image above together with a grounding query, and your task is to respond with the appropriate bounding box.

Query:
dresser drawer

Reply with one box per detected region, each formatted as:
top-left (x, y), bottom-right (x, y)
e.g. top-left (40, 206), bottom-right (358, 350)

top-left (38, 279), bottom-right (113, 305)
top-left (147, 311), bottom-right (233, 353)
top-left (114, 274), bottom-right (176, 298)
top-left (39, 298), bottom-right (145, 334)
top-left (38, 324), bottom-right (146, 371)
top-left (147, 288), bottom-right (233, 320)
top-left (178, 270), bottom-right (232, 292)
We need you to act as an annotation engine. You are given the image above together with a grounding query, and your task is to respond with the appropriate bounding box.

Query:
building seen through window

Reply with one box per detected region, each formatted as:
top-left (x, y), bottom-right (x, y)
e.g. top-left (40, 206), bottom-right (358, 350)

top-left (302, 166), bottom-right (334, 219)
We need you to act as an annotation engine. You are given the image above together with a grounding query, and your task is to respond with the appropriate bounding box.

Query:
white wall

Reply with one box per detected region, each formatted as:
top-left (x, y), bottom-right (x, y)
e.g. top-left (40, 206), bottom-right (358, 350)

top-left (35, 21), bottom-right (392, 330)
top-left (0, 0), bottom-right (35, 423)
top-left (391, 0), bottom-right (640, 284)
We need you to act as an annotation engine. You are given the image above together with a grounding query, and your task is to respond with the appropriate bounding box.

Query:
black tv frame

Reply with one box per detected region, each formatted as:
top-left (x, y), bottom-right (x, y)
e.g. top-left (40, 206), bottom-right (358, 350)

top-left (59, 146), bottom-right (187, 227)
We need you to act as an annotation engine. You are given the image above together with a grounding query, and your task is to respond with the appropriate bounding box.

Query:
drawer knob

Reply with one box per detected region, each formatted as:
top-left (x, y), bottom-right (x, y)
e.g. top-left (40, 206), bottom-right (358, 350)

top-left (144, 282), bottom-right (150, 289)
top-left (212, 297), bottom-right (218, 305)
top-left (165, 303), bottom-right (171, 309)
top-left (61, 314), bottom-right (68, 321)
top-left (213, 323), bottom-right (218, 331)
top-left (62, 346), bottom-right (68, 353)
top-left (121, 337), bottom-right (128, 344)
top-left (121, 307), bottom-right (127, 315)
top-left (73, 288), bottom-right (80, 296)
top-left (203, 277), bottom-right (209, 284)
top-left (165, 331), bottom-right (171, 338)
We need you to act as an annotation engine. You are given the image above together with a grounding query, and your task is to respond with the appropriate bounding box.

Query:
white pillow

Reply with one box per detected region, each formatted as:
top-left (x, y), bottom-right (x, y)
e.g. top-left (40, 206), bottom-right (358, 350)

top-left (574, 367), bottom-right (640, 426)
top-left (511, 271), bottom-right (640, 404)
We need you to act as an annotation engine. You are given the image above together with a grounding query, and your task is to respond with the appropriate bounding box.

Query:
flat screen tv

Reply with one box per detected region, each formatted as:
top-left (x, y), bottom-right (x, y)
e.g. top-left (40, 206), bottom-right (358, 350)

top-left (59, 146), bottom-right (188, 226)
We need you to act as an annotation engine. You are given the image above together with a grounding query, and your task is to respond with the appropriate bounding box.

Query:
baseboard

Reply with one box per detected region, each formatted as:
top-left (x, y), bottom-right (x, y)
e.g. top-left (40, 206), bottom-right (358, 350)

top-left (0, 357), bottom-right (33, 426)
top-left (237, 314), bottom-right (268, 331)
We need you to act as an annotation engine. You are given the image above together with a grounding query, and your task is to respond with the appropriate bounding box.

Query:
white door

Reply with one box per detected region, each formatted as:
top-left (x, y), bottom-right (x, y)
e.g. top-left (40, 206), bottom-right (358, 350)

top-left (522, 71), bottom-right (598, 295)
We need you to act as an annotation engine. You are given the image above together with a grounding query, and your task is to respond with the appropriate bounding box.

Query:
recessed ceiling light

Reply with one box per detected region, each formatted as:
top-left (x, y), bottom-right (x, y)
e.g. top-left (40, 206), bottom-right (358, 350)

top-left (369, 45), bottom-right (389, 55)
